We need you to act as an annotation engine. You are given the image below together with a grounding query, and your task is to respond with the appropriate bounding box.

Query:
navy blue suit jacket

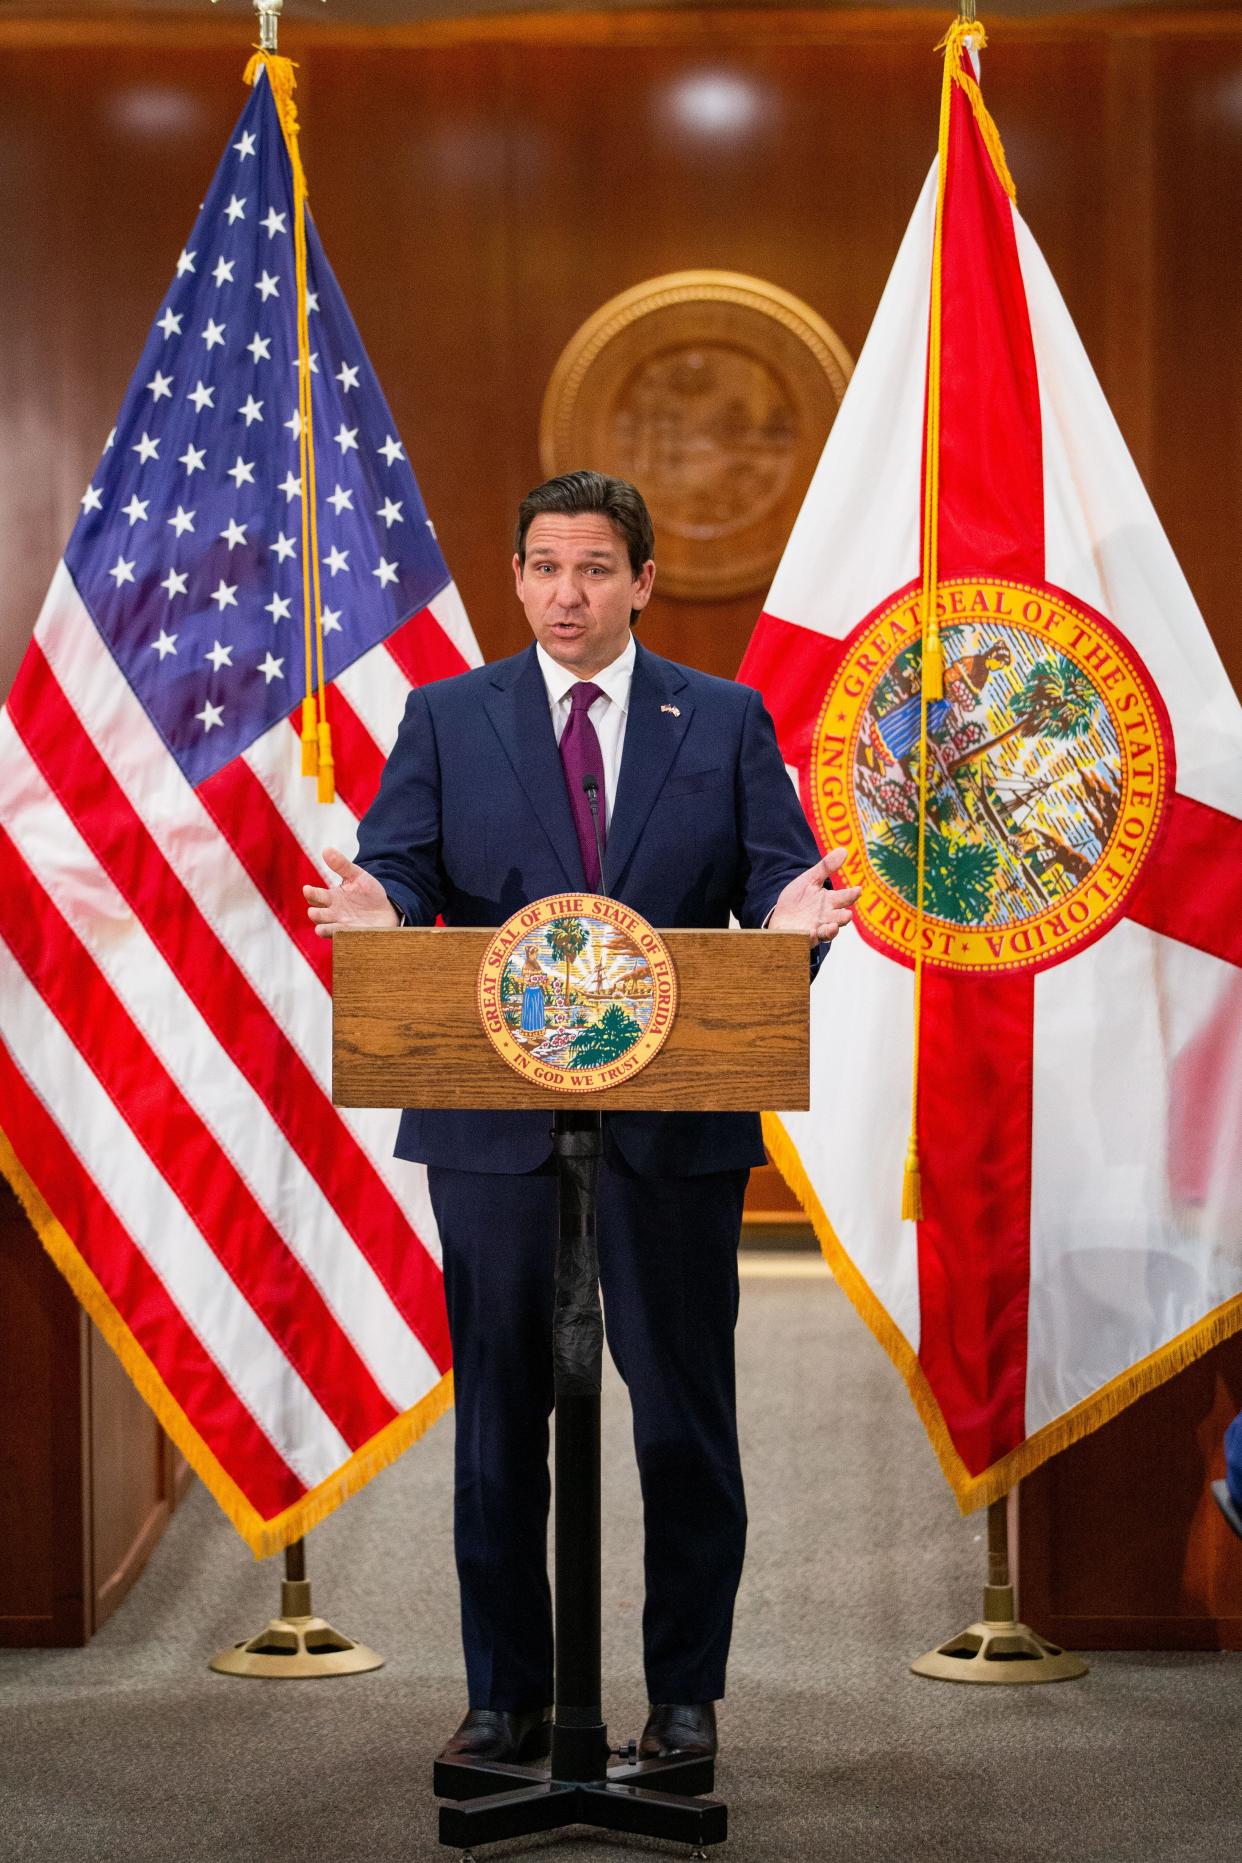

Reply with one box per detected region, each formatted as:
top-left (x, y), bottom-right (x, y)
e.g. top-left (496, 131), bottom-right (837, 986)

top-left (354, 637), bottom-right (823, 1176)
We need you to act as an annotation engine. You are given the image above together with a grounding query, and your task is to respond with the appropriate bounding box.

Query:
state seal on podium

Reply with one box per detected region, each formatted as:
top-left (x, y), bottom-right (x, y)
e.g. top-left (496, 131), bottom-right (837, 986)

top-left (477, 895), bottom-right (678, 1093)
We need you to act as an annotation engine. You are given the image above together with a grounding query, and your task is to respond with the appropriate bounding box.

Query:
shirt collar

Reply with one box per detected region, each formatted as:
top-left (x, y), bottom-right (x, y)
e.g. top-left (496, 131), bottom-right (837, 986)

top-left (536, 631), bottom-right (636, 714)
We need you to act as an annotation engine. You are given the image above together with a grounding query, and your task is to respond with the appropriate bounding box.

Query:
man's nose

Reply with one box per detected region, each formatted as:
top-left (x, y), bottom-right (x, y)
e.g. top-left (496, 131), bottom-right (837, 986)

top-left (554, 574), bottom-right (584, 609)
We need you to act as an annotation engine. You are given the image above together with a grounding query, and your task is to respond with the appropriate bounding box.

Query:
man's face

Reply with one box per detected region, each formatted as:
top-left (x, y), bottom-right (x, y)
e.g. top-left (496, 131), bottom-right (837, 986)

top-left (514, 512), bottom-right (655, 677)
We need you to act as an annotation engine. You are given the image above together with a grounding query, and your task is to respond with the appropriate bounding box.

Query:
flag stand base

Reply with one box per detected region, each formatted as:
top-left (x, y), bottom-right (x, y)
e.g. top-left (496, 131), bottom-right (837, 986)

top-left (911, 1496), bottom-right (1088, 1686)
top-left (208, 1538), bottom-right (383, 1679)
top-left (910, 1605), bottom-right (1088, 1684)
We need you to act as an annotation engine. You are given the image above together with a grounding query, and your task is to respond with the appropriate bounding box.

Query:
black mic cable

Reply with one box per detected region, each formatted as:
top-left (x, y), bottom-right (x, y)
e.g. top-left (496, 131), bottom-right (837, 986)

top-left (581, 773), bottom-right (607, 895)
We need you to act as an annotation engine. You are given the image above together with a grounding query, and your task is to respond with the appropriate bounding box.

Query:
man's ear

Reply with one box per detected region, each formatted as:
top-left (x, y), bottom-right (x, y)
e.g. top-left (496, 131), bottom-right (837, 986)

top-left (631, 559), bottom-right (656, 613)
top-left (512, 552), bottom-right (525, 600)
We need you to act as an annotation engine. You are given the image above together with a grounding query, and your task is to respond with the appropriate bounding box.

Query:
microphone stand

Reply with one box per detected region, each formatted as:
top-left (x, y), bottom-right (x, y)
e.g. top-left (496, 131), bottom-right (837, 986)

top-left (582, 772), bottom-right (606, 896)
top-left (433, 766), bottom-right (725, 1856)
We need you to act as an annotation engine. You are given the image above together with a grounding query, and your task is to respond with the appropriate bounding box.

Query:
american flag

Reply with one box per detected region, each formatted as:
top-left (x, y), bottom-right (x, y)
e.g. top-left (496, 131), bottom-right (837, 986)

top-left (0, 62), bottom-right (479, 1554)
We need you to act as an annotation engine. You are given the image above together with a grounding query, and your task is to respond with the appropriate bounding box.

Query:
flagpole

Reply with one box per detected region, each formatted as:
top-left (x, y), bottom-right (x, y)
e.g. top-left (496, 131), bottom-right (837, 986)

top-left (903, 7), bottom-right (1087, 1689)
top-left (210, 0), bottom-right (284, 52)
top-left (204, 0), bottom-right (379, 1680)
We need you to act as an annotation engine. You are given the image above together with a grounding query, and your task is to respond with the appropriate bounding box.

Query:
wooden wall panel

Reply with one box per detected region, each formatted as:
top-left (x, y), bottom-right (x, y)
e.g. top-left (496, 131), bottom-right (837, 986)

top-left (1150, 33), bottom-right (1242, 683)
top-left (299, 44), bottom-right (523, 656)
top-left (0, 1179), bottom-right (184, 1645)
top-left (0, 1181), bottom-right (89, 1644)
top-left (1019, 1333), bottom-right (1242, 1650)
top-left (89, 1324), bottom-right (179, 1629)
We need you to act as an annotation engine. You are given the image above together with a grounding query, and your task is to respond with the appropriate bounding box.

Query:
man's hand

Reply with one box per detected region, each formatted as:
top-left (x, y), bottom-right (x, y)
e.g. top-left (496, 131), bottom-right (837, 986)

top-left (303, 847), bottom-right (400, 938)
top-left (769, 847), bottom-right (860, 946)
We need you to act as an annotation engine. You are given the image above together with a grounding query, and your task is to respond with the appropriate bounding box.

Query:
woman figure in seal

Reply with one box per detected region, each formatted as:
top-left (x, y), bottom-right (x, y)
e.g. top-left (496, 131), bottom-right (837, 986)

top-left (518, 944), bottom-right (547, 1038)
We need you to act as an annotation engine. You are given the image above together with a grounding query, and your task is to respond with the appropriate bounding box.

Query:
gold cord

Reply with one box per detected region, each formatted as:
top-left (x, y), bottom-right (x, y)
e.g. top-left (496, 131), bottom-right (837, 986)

top-left (244, 51), bottom-right (335, 803)
top-left (902, 16), bottom-right (1004, 1221)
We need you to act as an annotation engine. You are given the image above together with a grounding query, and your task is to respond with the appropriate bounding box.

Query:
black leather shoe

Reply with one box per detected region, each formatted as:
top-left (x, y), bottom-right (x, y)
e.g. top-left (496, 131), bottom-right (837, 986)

top-left (437, 1706), bottom-right (553, 1764)
top-left (638, 1701), bottom-right (717, 1761)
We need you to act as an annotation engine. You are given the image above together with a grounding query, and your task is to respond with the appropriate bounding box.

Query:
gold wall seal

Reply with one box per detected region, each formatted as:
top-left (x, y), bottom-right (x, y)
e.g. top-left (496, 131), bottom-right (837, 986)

top-left (478, 893), bottom-right (678, 1094)
top-left (539, 270), bottom-right (853, 601)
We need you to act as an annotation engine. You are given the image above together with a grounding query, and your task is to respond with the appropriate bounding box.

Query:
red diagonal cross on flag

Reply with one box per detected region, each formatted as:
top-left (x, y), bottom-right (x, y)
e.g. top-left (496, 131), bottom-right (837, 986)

top-left (741, 20), bottom-right (1242, 1510)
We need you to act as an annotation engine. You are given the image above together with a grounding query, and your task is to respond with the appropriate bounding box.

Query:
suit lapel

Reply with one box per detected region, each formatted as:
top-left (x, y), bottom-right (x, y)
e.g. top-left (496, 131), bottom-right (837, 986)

top-left (482, 645), bottom-right (585, 889)
top-left (604, 642), bottom-right (693, 890)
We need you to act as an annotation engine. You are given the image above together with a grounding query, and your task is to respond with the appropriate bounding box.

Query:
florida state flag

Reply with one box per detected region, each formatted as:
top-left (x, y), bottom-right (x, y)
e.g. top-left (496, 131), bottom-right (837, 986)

top-left (741, 19), bottom-right (1242, 1509)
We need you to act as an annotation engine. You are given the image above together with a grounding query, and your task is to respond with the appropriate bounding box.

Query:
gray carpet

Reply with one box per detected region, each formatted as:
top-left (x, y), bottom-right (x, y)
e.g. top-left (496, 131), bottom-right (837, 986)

top-left (1, 1266), bottom-right (1237, 1862)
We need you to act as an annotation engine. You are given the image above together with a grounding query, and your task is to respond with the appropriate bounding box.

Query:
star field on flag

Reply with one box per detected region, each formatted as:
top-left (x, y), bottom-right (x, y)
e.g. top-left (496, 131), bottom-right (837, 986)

top-left (68, 75), bottom-right (449, 789)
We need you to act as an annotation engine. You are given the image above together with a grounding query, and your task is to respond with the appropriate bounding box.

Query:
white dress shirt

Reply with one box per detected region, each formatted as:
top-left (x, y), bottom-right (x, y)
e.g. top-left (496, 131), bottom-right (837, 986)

top-left (535, 632), bottom-right (635, 832)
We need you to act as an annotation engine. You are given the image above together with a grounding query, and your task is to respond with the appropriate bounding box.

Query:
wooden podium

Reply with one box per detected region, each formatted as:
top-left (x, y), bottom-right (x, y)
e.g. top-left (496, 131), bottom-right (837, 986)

top-left (333, 924), bottom-right (811, 1854)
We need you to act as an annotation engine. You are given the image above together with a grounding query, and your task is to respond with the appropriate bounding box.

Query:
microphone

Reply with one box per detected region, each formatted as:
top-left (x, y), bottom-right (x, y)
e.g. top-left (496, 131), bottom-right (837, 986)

top-left (581, 773), bottom-right (607, 896)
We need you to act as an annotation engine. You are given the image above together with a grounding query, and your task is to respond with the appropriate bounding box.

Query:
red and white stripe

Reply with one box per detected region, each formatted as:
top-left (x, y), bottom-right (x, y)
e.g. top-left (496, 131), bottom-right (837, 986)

top-left (0, 563), bottom-right (479, 1543)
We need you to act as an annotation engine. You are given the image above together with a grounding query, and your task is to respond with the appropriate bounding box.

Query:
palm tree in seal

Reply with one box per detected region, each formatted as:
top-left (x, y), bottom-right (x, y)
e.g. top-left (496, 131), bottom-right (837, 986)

top-left (946, 653), bottom-right (1097, 775)
top-left (871, 820), bottom-right (999, 926)
top-left (569, 1003), bottom-right (643, 1069)
top-left (546, 916), bottom-right (591, 1008)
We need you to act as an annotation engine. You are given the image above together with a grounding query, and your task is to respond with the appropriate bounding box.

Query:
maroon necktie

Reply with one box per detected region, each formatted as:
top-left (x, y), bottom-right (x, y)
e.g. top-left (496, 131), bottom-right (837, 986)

top-left (559, 681), bottom-right (607, 890)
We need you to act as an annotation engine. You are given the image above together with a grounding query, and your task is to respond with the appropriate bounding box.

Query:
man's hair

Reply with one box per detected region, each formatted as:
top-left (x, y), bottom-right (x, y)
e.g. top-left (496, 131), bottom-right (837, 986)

top-left (514, 471), bottom-right (655, 577)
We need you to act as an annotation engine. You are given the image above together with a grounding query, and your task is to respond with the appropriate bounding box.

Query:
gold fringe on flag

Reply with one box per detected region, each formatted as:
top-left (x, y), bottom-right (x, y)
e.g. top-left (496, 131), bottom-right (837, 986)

top-left (763, 1110), bottom-right (1242, 1512)
top-left (0, 1121), bottom-right (453, 1557)
top-left (244, 51), bottom-right (336, 804)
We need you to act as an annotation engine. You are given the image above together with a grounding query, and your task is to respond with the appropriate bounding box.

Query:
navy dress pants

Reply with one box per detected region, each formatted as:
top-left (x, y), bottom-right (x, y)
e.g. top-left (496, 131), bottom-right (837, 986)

top-left (428, 1148), bottom-right (749, 1713)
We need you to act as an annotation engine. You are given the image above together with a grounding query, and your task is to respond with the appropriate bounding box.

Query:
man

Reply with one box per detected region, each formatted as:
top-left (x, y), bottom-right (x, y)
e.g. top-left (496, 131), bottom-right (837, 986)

top-left (305, 471), bottom-right (857, 1766)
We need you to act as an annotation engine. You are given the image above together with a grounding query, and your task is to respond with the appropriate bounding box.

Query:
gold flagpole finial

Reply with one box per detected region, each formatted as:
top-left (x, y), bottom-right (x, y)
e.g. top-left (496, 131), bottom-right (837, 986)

top-left (208, 0), bottom-right (325, 54)
top-left (255, 0), bottom-right (282, 54)
top-left (208, 0), bottom-right (282, 51)
top-left (251, 0), bottom-right (326, 51)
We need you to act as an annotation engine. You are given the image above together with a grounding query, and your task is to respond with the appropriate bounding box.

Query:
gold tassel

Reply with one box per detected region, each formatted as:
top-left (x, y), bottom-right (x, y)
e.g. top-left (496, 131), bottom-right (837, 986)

top-left (300, 694), bottom-right (319, 776)
top-left (923, 621), bottom-right (945, 700)
top-left (934, 20), bottom-right (1017, 202)
top-left (316, 719), bottom-right (335, 805)
top-left (243, 53), bottom-right (305, 194)
top-left (248, 47), bottom-right (339, 807)
top-left (956, 69), bottom-right (1016, 200)
top-left (901, 1134), bottom-right (924, 1222)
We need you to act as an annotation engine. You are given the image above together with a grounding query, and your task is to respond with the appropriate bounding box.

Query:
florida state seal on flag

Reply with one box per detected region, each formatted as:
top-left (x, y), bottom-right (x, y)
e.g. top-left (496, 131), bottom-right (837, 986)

top-left (741, 19), bottom-right (1242, 1509)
